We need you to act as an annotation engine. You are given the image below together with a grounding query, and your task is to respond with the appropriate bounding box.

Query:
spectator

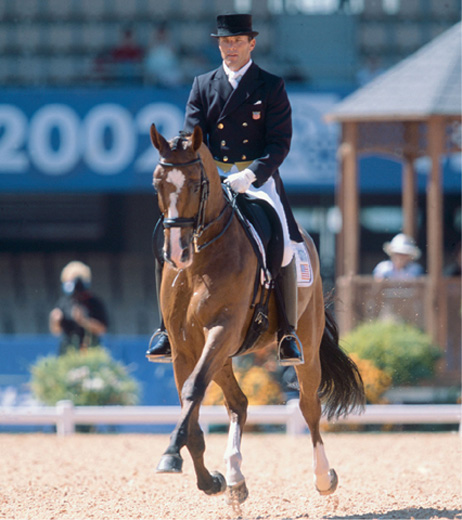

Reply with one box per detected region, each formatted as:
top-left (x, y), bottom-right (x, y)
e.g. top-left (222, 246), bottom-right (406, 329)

top-left (373, 233), bottom-right (424, 280)
top-left (110, 26), bottom-right (144, 83)
top-left (49, 261), bottom-right (108, 355)
top-left (144, 24), bottom-right (183, 87)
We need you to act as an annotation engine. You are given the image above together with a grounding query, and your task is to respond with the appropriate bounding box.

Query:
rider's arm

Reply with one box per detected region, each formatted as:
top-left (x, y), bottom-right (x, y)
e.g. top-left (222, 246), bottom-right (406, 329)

top-left (247, 77), bottom-right (292, 187)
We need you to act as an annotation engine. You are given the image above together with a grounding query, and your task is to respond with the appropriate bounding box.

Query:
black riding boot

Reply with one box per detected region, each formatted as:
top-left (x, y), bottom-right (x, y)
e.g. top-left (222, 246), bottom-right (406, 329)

top-left (146, 258), bottom-right (172, 363)
top-left (277, 257), bottom-right (304, 366)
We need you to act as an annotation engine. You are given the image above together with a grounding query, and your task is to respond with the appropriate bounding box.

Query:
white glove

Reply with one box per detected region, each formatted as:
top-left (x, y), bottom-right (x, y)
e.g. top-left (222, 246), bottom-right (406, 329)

top-left (225, 169), bottom-right (256, 193)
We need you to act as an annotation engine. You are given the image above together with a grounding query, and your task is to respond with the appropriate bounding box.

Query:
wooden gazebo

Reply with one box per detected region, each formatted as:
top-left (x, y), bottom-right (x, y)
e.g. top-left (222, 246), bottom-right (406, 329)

top-left (326, 22), bottom-right (461, 382)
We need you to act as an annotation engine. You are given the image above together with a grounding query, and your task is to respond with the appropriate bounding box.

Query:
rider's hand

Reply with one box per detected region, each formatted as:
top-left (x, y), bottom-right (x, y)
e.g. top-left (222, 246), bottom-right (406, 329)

top-left (225, 169), bottom-right (256, 193)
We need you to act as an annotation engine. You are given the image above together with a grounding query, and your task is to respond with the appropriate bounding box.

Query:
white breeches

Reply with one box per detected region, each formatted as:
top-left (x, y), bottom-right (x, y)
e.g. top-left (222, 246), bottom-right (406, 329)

top-left (221, 166), bottom-right (294, 267)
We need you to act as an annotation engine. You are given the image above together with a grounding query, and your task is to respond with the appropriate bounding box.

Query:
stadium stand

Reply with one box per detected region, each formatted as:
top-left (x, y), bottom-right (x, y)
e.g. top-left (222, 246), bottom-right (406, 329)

top-left (0, 0), bottom-right (459, 87)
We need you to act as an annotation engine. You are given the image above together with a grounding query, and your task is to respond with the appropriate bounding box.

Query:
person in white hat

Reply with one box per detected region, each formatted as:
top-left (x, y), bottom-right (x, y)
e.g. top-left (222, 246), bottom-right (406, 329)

top-left (373, 233), bottom-right (423, 280)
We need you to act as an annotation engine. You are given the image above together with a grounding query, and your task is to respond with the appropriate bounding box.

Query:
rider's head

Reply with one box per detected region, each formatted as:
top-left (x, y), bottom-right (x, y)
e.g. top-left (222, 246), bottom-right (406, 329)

top-left (211, 14), bottom-right (258, 71)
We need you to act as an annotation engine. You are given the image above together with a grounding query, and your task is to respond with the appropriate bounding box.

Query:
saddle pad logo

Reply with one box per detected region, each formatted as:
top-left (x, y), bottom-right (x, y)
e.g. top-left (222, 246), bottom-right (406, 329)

top-left (252, 111), bottom-right (261, 120)
top-left (293, 242), bottom-right (313, 287)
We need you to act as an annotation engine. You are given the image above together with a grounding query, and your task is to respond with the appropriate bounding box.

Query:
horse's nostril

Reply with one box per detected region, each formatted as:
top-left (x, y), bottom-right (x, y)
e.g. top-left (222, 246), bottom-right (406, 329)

top-left (181, 248), bottom-right (190, 263)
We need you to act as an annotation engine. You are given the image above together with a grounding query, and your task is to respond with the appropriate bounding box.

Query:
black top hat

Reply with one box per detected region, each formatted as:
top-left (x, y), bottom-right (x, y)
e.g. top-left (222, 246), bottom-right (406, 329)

top-left (211, 14), bottom-right (259, 38)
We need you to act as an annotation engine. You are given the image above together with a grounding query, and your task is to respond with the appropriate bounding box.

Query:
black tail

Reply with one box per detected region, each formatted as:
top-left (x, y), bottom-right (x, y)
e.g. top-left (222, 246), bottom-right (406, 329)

top-left (318, 307), bottom-right (365, 421)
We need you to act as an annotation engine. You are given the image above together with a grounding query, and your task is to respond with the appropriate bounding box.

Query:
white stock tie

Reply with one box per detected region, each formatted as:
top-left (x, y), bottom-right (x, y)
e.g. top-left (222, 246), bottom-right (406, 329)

top-left (228, 72), bottom-right (242, 89)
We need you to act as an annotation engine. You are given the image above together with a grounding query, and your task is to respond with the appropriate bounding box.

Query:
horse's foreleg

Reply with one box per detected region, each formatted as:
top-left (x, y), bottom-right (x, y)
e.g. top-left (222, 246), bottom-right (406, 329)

top-left (157, 378), bottom-right (226, 496)
top-left (160, 325), bottom-right (235, 496)
top-left (186, 404), bottom-right (227, 496)
top-left (156, 389), bottom-right (193, 474)
top-left (213, 361), bottom-right (249, 505)
top-left (156, 354), bottom-right (202, 474)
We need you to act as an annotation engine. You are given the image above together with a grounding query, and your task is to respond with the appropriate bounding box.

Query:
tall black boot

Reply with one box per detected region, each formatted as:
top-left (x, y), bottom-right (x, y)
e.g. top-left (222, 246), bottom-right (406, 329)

top-left (277, 257), bottom-right (304, 366)
top-left (146, 258), bottom-right (172, 363)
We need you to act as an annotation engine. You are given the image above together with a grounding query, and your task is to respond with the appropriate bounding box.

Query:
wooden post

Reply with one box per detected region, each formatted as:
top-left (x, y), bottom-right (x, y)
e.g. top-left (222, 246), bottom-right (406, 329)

top-left (335, 121), bottom-right (359, 334)
top-left (341, 121), bottom-right (359, 276)
top-left (426, 117), bottom-right (445, 346)
top-left (402, 122), bottom-right (419, 239)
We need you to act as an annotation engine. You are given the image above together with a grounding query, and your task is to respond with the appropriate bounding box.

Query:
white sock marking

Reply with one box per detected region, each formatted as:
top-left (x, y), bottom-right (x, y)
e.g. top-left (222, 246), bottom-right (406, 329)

top-left (224, 421), bottom-right (245, 486)
top-left (313, 443), bottom-right (332, 491)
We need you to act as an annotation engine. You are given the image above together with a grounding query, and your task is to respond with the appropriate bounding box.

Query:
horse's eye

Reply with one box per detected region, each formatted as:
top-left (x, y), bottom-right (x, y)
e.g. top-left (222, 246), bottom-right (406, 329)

top-left (192, 182), bottom-right (201, 194)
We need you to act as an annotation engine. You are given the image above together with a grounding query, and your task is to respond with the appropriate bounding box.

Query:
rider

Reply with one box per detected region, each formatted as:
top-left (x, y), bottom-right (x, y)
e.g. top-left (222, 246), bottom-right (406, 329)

top-left (146, 13), bottom-right (304, 365)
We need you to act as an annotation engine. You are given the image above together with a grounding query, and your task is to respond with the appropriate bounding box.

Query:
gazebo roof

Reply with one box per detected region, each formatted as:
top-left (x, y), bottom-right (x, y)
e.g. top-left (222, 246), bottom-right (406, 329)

top-left (327, 21), bottom-right (461, 122)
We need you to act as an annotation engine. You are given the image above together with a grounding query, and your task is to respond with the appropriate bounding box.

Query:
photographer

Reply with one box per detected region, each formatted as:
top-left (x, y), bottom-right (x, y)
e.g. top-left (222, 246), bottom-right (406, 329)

top-left (49, 261), bottom-right (108, 355)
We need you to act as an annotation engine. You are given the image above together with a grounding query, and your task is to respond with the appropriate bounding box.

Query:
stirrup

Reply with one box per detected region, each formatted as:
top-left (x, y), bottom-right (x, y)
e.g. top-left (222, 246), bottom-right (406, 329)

top-left (277, 331), bottom-right (304, 366)
top-left (146, 329), bottom-right (172, 363)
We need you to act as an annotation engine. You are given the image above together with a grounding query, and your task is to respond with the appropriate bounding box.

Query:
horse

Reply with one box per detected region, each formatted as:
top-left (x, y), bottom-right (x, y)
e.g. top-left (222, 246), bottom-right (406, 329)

top-left (149, 123), bottom-right (365, 504)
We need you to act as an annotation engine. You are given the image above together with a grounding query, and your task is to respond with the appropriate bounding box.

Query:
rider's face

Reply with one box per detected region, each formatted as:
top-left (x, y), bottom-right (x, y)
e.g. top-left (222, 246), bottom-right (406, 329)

top-left (218, 35), bottom-right (255, 71)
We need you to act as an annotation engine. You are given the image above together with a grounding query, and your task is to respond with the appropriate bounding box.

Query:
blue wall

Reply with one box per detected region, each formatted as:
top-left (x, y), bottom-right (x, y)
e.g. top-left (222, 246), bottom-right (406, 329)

top-left (0, 334), bottom-right (179, 407)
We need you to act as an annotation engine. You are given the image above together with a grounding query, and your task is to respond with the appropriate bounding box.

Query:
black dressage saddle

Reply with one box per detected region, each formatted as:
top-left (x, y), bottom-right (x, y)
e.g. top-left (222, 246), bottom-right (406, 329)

top-left (234, 192), bottom-right (284, 281)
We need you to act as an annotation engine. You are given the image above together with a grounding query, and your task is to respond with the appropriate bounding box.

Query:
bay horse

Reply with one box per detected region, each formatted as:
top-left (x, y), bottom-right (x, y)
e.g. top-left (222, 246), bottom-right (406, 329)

top-left (149, 123), bottom-right (365, 504)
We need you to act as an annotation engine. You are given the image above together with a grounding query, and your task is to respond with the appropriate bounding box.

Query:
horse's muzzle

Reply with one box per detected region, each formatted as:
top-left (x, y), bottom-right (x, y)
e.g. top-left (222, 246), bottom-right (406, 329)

top-left (164, 230), bottom-right (193, 270)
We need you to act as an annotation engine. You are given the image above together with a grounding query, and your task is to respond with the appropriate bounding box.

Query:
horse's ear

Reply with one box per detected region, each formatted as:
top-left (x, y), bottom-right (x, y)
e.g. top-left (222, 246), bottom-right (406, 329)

top-left (150, 124), bottom-right (170, 156)
top-left (191, 126), bottom-right (203, 152)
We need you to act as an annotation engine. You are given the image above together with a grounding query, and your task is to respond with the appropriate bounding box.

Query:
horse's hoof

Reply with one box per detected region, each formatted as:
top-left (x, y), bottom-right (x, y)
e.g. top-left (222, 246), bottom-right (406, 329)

top-left (226, 480), bottom-right (249, 505)
top-left (316, 468), bottom-right (338, 496)
top-left (203, 471), bottom-right (227, 496)
top-left (156, 453), bottom-right (183, 473)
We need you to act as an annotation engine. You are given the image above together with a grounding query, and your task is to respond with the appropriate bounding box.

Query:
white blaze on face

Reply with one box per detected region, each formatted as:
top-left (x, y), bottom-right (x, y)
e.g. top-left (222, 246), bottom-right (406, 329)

top-left (167, 169), bottom-right (185, 265)
top-left (224, 421), bottom-right (245, 486)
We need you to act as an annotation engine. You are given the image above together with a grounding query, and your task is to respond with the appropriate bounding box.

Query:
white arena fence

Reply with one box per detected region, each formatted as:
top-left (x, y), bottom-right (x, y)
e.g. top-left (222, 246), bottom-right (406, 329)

top-left (0, 400), bottom-right (460, 435)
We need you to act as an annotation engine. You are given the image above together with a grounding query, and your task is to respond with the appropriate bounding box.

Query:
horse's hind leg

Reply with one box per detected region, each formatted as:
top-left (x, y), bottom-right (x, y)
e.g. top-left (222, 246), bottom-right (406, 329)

top-left (296, 360), bottom-right (338, 495)
top-left (213, 360), bottom-right (249, 505)
top-left (295, 295), bottom-right (338, 495)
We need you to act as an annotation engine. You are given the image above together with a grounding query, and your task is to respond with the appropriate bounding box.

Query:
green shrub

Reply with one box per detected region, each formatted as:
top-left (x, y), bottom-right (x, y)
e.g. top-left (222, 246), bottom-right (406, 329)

top-left (341, 320), bottom-right (442, 386)
top-left (30, 347), bottom-right (140, 406)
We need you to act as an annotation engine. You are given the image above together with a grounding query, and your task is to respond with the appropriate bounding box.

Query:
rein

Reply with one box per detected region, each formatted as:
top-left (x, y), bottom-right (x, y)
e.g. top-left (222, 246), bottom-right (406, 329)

top-left (158, 156), bottom-right (236, 253)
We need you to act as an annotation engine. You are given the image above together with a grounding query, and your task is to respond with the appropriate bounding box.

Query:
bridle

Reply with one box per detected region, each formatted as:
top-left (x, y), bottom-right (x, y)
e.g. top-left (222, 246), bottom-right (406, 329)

top-left (157, 155), bottom-right (235, 253)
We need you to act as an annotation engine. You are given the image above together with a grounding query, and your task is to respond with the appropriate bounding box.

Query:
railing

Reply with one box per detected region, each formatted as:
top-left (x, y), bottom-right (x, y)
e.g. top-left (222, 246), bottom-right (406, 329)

top-left (335, 275), bottom-right (461, 383)
top-left (1, 401), bottom-right (460, 436)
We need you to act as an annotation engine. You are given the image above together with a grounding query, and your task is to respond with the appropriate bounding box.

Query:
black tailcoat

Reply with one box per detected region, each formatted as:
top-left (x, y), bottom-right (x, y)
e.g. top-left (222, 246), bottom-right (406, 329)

top-left (183, 62), bottom-right (302, 242)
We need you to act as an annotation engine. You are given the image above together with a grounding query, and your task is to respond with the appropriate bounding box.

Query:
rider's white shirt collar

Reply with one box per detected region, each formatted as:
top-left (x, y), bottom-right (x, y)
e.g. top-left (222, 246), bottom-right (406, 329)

top-left (223, 59), bottom-right (252, 89)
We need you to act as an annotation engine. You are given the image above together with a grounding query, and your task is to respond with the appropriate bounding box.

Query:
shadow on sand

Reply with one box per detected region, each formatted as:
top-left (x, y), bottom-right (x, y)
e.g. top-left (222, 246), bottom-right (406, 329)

top-left (327, 507), bottom-right (462, 520)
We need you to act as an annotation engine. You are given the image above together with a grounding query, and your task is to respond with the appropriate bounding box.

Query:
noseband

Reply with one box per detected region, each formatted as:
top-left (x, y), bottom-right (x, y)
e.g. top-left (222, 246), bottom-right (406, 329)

top-left (158, 155), bottom-right (234, 253)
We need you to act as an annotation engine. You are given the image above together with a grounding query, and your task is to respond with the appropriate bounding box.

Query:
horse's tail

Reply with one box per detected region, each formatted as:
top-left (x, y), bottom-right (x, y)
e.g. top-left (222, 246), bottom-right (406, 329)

top-left (318, 306), bottom-right (366, 421)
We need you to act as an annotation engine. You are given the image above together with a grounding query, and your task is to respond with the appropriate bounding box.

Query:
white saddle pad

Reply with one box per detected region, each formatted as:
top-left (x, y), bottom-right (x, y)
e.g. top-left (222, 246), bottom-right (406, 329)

top-left (293, 241), bottom-right (313, 287)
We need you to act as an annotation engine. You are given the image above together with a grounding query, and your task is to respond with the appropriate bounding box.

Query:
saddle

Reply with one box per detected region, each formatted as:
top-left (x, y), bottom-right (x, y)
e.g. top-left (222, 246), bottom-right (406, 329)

top-left (233, 192), bottom-right (284, 282)
top-left (225, 187), bottom-right (283, 356)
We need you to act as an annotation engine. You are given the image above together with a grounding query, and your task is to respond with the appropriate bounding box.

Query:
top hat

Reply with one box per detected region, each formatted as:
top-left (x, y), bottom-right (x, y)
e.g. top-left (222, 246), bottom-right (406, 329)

top-left (211, 14), bottom-right (259, 38)
top-left (383, 233), bottom-right (421, 260)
